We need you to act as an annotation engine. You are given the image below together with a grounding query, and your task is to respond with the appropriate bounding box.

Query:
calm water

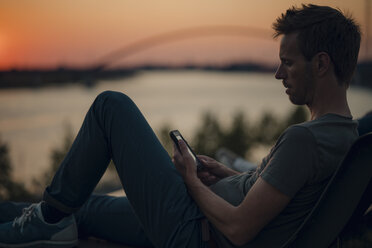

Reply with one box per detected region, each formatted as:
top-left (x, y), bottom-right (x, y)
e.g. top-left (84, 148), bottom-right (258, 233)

top-left (1, 70), bottom-right (371, 186)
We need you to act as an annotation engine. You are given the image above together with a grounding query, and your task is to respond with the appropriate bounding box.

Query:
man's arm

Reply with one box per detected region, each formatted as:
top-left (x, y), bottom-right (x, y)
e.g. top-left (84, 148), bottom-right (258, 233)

top-left (173, 140), bottom-right (291, 246)
top-left (186, 175), bottom-right (290, 245)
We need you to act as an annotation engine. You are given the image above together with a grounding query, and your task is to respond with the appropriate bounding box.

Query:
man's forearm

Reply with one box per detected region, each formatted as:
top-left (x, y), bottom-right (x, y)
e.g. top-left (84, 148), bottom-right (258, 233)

top-left (185, 176), bottom-right (249, 245)
top-left (185, 176), bottom-right (290, 246)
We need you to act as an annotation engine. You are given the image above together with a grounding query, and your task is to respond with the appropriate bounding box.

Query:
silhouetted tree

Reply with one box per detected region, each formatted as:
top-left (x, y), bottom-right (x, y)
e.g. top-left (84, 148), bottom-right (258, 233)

top-left (0, 136), bottom-right (32, 201)
top-left (283, 106), bottom-right (309, 129)
top-left (157, 122), bottom-right (173, 156)
top-left (34, 122), bottom-right (119, 194)
top-left (254, 106), bottom-right (309, 146)
top-left (253, 111), bottom-right (281, 145)
top-left (189, 106), bottom-right (309, 159)
top-left (33, 123), bottom-right (74, 192)
top-left (192, 112), bottom-right (224, 157)
top-left (220, 111), bottom-right (252, 157)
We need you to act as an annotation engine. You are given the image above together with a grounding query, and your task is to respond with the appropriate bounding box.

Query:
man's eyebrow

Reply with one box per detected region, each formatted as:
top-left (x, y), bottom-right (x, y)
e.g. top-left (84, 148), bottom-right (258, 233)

top-left (280, 54), bottom-right (293, 60)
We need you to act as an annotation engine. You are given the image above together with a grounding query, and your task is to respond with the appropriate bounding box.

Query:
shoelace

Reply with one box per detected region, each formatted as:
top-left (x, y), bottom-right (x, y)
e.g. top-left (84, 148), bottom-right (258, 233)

top-left (12, 204), bottom-right (37, 234)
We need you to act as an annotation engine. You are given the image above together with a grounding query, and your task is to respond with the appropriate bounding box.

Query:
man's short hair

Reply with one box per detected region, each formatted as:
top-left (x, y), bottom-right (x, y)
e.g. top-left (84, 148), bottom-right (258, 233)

top-left (273, 4), bottom-right (361, 85)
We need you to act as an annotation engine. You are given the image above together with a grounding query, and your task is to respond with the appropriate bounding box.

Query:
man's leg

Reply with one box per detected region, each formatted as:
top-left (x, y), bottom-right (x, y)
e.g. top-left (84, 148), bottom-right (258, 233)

top-left (44, 91), bottom-right (205, 247)
top-left (0, 195), bottom-right (152, 247)
top-left (75, 195), bottom-right (153, 247)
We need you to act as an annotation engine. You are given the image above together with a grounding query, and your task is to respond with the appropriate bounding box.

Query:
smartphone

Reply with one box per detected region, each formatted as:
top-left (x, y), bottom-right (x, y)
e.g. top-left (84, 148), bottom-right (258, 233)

top-left (169, 130), bottom-right (203, 171)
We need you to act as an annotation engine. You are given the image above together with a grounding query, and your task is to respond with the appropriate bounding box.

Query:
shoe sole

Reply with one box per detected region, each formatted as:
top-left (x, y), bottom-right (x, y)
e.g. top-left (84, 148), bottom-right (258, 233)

top-left (0, 239), bottom-right (78, 248)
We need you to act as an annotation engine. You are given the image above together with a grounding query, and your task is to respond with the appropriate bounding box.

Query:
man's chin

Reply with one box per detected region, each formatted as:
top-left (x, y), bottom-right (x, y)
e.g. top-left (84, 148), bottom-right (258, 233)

top-left (288, 96), bottom-right (306, 105)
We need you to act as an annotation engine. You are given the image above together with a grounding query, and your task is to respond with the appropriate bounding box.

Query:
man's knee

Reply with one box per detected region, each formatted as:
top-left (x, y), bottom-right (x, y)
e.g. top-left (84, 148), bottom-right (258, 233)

top-left (95, 91), bottom-right (135, 109)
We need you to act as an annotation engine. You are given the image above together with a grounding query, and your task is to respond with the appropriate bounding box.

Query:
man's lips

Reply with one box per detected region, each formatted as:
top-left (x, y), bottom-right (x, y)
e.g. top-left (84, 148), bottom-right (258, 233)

top-left (283, 82), bottom-right (291, 94)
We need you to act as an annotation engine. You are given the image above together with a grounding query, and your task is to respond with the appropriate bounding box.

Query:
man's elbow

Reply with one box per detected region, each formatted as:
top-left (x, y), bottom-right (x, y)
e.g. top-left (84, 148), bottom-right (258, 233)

top-left (225, 226), bottom-right (257, 246)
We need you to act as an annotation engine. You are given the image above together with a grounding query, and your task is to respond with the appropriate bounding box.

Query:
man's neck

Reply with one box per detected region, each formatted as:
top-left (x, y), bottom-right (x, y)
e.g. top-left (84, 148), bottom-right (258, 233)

top-left (307, 82), bottom-right (352, 121)
top-left (308, 103), bottom-right (352, 121)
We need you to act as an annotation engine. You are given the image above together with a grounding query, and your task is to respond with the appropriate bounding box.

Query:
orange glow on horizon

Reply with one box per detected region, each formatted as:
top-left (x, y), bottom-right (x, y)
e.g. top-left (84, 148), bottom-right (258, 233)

top-left (0, 33), bottom-right (5, 56)
top-left (0, 0), bottom-right (370, 70)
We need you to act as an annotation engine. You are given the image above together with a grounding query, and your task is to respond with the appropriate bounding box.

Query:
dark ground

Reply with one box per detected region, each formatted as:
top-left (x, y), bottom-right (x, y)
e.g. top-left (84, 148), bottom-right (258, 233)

top-left (78, 238), bottom-right (140, 248)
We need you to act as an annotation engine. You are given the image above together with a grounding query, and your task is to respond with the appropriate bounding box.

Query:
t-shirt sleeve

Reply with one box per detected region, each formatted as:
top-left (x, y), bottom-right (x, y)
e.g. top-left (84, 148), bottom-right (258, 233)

top-left (260, 126), bottom-right (318, 198)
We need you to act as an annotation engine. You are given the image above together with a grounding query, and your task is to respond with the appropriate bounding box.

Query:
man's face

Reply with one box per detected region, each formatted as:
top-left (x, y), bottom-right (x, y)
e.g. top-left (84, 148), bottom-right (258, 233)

top-left (275, 33), bottom-right (315, 105)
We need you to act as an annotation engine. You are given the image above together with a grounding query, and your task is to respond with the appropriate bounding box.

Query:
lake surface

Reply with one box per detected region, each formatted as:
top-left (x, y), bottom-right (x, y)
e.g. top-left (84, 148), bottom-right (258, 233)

top-left (1, 70), bottom-right (371, 187)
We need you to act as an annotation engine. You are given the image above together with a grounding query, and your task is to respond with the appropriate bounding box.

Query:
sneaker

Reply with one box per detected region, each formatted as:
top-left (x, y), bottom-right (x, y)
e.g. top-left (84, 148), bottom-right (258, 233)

top-left (0, 202), bottom-right (78, 248)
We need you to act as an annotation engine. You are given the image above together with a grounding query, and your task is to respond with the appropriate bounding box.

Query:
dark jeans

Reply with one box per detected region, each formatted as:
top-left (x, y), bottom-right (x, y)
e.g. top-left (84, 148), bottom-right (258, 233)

top-left (40, 91), bottom-right (206, 248)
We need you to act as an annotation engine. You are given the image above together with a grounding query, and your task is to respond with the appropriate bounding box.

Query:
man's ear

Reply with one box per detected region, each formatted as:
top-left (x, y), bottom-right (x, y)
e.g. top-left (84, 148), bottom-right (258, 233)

top-left (314, 52), bottom-right (331, 77)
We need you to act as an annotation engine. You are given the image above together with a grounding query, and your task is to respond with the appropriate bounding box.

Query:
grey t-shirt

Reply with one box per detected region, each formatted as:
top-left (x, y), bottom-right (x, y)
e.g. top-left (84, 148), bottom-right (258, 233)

top-left (210, 113), bottom-right (358, 247)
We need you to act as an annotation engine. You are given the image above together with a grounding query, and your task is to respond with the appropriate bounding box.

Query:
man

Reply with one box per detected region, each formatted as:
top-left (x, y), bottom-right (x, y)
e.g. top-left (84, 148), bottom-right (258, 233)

top-left (0, 4), bottom-right (361, 248)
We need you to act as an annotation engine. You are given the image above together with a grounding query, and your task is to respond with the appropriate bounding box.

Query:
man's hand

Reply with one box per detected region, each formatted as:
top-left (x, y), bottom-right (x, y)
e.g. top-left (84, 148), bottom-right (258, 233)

top-left (197, 155), bottom-right (240, 186)
top-left (172, 140), bottom-right (198, 182)
top-left (172, 140), bottom-right (240, 186)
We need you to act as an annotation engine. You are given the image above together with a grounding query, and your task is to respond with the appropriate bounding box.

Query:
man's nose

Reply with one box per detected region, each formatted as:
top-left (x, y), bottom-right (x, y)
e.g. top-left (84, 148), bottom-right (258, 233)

top-left (275, 65), bottom-right (285, 80)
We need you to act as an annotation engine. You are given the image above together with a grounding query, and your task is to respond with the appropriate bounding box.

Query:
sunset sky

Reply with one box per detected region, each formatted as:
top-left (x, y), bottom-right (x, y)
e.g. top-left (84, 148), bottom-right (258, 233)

top-left (0, 0), bottom-right (371, 70)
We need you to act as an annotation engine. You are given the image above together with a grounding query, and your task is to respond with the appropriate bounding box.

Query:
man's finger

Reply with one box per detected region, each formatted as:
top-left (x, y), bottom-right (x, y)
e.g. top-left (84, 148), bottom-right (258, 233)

top-left (173, 143), bottom-right (181, 156)
top-left (198, 159), bottom-right (213, 169)
top-left (178, 140), bottom-right (197, 166)
top-left (172, 142), bottom-right (177, 151)
top-left (178, 140), bottom-right (189, 155)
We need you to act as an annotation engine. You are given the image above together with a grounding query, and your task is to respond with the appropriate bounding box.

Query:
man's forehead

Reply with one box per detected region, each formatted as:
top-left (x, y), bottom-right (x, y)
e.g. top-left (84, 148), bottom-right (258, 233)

top-left (279, 33), bottom-right (300, 57)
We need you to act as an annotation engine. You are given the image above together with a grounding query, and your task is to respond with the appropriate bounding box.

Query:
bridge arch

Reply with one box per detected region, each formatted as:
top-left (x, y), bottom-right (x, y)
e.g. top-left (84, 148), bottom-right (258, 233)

top-left (94, 25), bottom-right (273, 69)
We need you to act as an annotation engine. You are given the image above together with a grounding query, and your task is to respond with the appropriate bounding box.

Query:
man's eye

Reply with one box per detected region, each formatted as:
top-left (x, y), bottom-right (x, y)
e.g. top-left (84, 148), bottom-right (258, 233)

top-left (283, 60), bottom-right (290, 65)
